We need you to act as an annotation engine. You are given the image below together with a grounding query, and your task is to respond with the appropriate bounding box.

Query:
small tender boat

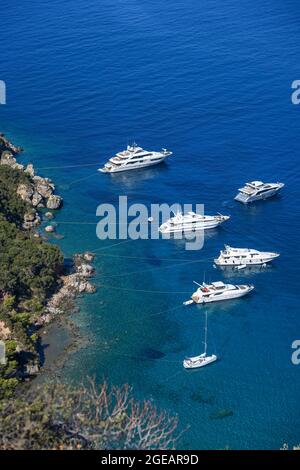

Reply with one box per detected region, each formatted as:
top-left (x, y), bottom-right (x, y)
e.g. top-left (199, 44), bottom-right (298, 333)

top-left (99, 143), bottom-right (172, 173)
top-left (186, 280), bottom-right (254, 304)
top-left (159, 211), bottom-right (230, 234)
top-left (183, 310), bottom-right (217, 369)
top-left (237, 264), bottom-right (247, 270)
top-left (234, 181), bottom-right (284, 203)
top-left (214, 245), bottom-right (280, 266)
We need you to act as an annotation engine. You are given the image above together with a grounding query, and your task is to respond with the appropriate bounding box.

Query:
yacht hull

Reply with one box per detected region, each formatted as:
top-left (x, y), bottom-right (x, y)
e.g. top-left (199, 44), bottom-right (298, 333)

top-left (99, 156), bottom-right (169, 173)
top-left (235, 187), bottom-right (283, 203)
top-left (192, 286), bottom-right (254, 303)
top-left (183, 354), bottom-right (217, 369)
top-left (160, 216), bottom-right (230, 234)
top-left (214, 253), bottom-right (279, 266)
top-left (160, 220), bottom-right (224, 234)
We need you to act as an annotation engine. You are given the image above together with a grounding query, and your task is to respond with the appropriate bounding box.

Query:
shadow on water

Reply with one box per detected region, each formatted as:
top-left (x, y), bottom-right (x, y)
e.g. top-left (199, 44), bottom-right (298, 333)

top-left (190, 390), bottom-right (216, 405)
top-left (139, 347), bottom-right (166, 360)
top-left (209, 409), bottom-right (234, 420)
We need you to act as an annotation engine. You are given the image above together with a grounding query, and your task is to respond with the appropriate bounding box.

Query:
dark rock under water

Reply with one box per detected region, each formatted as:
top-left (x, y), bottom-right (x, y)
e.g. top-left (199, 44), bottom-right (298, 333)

top-left (190, 391), bottom-right (215, 405)
top-left (140, 348), bottom-right (165, 360)
top-left (209, 409), bottom-right (234, 420)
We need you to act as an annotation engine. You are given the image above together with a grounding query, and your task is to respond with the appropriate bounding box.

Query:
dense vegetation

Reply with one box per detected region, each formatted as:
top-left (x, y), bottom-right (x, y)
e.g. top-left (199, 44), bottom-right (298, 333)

top-left (0, 380), bottom-right (179, 450)
top-left (0, 165), bottom-right (64, 399)
top-left (0, 162), bottom-right (31, 225)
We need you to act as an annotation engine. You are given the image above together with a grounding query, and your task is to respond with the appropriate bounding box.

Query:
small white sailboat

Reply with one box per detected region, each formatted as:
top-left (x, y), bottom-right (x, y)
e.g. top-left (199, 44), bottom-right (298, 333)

top-left (183, 310), bottom-right (217, 369)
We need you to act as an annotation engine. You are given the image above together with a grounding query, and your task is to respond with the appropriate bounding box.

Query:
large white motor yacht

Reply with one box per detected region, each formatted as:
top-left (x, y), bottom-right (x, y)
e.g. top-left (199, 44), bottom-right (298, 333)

top-left (234, 181), bottom-right (284, 203)
top-left (187, 281), bottom-right (254, 304)
top-left (214, 245), bottom-right (280, 266)
top-left (159, 212), bottom-right (230, 234)
top-left (99, 143), bottom-right (172, 173)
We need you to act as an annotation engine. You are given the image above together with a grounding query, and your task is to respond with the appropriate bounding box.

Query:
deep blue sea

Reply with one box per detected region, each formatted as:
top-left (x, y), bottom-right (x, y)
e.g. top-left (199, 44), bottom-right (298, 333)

top-left (1, 0), bottom-right (300, 449)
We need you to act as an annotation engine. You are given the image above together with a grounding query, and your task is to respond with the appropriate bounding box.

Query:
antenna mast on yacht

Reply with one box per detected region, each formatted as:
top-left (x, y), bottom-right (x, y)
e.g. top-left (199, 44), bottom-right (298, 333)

top-left (204, 310), bottom-right (208, 356)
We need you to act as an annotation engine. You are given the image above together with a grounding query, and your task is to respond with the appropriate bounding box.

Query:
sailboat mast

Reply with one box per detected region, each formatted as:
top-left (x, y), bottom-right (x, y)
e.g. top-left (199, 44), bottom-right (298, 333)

top-left (204, 310), bottom-right (207, 355)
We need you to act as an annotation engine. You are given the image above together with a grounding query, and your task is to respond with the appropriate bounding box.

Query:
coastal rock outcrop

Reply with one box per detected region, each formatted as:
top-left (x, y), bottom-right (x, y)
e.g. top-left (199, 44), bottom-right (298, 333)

top-left (76, 263), bottom-right (95, 277)
top-left (0, 151), bottom-right (24, 171)
top-left (0, 142), bottom-right (63, 224)
top-left (38, 252), bottom-right (97, 325)
top-left (17, 183), bottom-right (34, 203)
top-left (46, 194), bottom-right (62, 209)
top-left (23, 210), bottom-right (41, 229)
top-left (0, 133), bottom-right (23, 153)
top-left (45, 225), bottom-right (55, 233)
top-left (34, 176), bottom-right (55, 199)
top-left (0, 151), bottom-right (16, 167)
top-left (31, 191), bottom-right (43, 207)
top-left (25, 163), bottom-right (35, 177)
top-left (0, 320), bottom-right (11, 341)
top-left (83, 252), bottom-right (95, 262)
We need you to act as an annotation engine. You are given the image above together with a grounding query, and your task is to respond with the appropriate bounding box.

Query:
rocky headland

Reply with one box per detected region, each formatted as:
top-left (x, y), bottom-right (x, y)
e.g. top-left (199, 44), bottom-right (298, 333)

top-left (0, 137), bottom-right (62, 230)
top-left (0, 134), bottom-right (96, 392)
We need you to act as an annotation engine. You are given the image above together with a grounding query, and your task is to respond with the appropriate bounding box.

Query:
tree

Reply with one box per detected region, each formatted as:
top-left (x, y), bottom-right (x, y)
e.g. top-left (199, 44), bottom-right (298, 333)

top-left (0, 379), bottom-right (180, 450)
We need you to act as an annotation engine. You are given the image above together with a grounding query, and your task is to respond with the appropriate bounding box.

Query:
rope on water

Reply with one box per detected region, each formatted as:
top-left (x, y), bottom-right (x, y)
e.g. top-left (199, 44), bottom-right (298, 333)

top-left (99, 259), bottom-right (207, 279)
top-left (98, 284), bottom-right (192, 294)
top-left (36, 162), bottom-right (101, 170)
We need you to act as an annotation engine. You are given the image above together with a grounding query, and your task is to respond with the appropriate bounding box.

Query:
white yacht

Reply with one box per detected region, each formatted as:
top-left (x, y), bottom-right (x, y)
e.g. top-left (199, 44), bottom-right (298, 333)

top-left (159, 212), bottom-right (230, 234)
top-left (235, 181), bottom-right (284, 203)
top-left (183, 310), bottom-right (217, 369)
top-left (99, 143), bottom-right (172, 173)
top-left (186, 280), bottom-right (254, 304)
top-left (214, 245), bottom-right (280, 266)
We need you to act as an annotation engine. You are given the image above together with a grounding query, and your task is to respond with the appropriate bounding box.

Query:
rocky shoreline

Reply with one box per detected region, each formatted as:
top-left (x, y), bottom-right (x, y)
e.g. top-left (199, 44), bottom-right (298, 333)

top-left (38, 252), bottom-right (97, 326)
top-left (0, 133), bottom-right (97, 380)
top-left (0, 136), bottom-right (63, 230)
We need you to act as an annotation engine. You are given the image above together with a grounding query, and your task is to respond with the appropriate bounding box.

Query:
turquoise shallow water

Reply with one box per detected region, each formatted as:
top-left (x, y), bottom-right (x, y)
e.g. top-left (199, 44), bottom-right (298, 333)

top-left (1, 0), bottom-right (300, 449)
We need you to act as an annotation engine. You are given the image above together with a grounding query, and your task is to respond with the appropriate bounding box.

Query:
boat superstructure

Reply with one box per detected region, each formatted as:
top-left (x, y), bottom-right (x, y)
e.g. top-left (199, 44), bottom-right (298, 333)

top-left (99, 143), bottom-right (172, 173)
top-left (159, 212), bottom-right (230, 234)
top-left (214, 245), bottom-right (280, 266)
top-left (188, 280), bottom-right (254, 304)
top-left (234, 181), bottom-right (284, 203)
top-left (183, 310), bottom-right (217, 369)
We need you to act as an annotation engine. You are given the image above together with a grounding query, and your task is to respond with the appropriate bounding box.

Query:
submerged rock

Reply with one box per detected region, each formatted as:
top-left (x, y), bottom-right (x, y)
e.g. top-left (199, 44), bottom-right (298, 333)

top-left (190, 391), bottom-right (215, 405)
top-left (209, 409), bottom-right (234, 420)
top-left (53, 233), bottom-right (64, 240)
top-left (141, 348), bottom-right (165, 360)
top-left (44, 211), bottom-right (54, 219)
